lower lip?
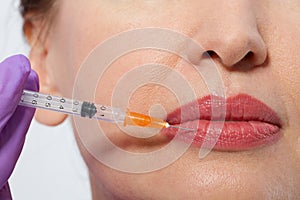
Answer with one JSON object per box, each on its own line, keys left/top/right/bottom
{"left": 161, "top": 120, "right": 281, "bottom": 151}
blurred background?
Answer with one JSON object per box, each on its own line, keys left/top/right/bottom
{"left": 1, "top": 1, "right": 91, "bottom": 199}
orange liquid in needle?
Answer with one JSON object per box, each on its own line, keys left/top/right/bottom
{"left": 124, "top": 111, "right": 168, "bottom": 129}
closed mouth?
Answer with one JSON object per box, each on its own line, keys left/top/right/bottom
{"left": 161, "top": 94, "right": 282, "bottom": 151}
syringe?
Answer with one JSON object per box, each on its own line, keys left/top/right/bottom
{"left": 19, "top": 90, "right": 182, "bottom": 130}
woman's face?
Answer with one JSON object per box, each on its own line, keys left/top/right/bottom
{"left": 30, "top": 0, "right": 300, "bottom": 199}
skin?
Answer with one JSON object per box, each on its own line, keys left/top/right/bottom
{"left": 25, "top": 0, "right": 300, "bottom": 199}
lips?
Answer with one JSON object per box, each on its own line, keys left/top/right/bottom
{"left": 161, "top": 94, "right": 282, "bottom": 151}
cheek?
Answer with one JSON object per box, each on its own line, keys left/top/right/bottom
{"left": 271, "top": 31, "right": 300, "bottom": 105}
{"left": 263, "top": 11, "right": 300, "bottom": 157}
{"left": 259, "top": 6, "right": 300, "bottom": 111}
{"left": 46, "top": 1, "right": 199, "bottom": 98}
{"left": 46, "top": 2, "right": 126, "bottom": 97}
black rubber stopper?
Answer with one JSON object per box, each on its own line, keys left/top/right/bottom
{"left": 80, "top": 102, "right": 97, "bottom": 118}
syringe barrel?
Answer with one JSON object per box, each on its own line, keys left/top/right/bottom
{"left": 93, "top": 105, "right": 125, "bottom": 123}
{"left": 19, "top": 90, "right": 126, "bottom": 123}
{"left": 19, "top": 90, "right": 83, "bottom": 116}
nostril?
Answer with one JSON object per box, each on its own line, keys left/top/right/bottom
{"left": 232, "top": 51, "right": 256, "bottom": 70}
{"left": 244, "top": 51, "right": 254, "bottom": 61}
{"left": 202, "top": 50, "right": 218, "bottom": 59}
{"left": 202, "top": 50, "right": 257, "bottom": 70}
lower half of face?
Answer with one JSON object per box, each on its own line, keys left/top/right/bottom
{"left": 45, "top": 1, "right": 300, "bottom": 199}
{"left": 70, "top": 51, "right": 300, "bottom": 199}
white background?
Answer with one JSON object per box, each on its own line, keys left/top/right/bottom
{"left": 1, "top": 1, "right": 91, "bottom": 199}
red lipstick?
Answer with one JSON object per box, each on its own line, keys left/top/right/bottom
{"left": 162, "top": 94, "right": 282, "bottom": 151}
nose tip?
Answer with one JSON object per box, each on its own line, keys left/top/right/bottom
{"left": 186, "top": 1, "right": 268, "bottom": 70}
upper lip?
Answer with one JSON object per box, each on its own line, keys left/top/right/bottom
{"left": 167, "top": 94, "right": 282, "bottom": 127}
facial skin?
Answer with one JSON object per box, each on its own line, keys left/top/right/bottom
{"left": 26, "top": 0, "right": 300, "bottom": 199}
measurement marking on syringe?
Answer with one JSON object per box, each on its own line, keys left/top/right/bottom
{"left": 45, "top": 102, "right": 51, "bottom": 108}
{"left": 47, "top": 96, "right": 52, "bottom": 100}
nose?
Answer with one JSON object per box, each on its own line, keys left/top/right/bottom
{"left": 188, "top": 1, "right": 267, "bottom": 69}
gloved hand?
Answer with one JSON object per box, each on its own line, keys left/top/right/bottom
{"left": 0, "top": 55, "right": 39, "bottom": 199}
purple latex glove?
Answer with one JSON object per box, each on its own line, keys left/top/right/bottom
{"left": 0, "top": 55, "right": 39, "bottom": 199}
